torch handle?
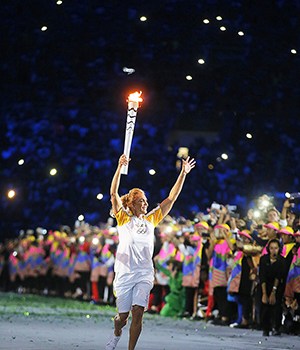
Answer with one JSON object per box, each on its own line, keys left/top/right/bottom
{"left": 121, "top": 101, "right": 138, "bottom": 175}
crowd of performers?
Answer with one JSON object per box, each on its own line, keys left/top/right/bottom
{"left": 1, "top": 197, "right": 300, "bottom": 337}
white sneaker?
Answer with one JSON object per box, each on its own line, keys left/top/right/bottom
{"left": 229, "top": 322, "right": 239, "bottom": 328}
{"left": 105, "top": 333, "right": 121, "bottom": 350}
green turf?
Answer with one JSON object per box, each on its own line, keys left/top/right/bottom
{"left": 0, "top": 292, "right": 116, "bottom": 317}
{"left": 0, "top": 292, "right": 165, "bottom": 321}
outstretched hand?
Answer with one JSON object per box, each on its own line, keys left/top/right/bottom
{"left": 182, "top": 156, "right": 196, "bottom": 174}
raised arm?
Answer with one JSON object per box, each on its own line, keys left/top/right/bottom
{"left": 160, "top": 156, "right": 196, "bottom": 218}
{"left": 281, "top": 199, "right": 289, "bottom": 219}
{"left": 110, "top": 154, "right": 129, "bottom": 214}
{"left": 223, "top": 229, "right": 235, "bottom": 252}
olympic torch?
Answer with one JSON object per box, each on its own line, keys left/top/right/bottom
{"left": 121, "top": 91, "right": 143, "bottom": 175}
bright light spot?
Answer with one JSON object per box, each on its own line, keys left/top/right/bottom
{"left": 92, "top": 237, "right": 99, "bottom": 245}
{"left": 177, "top": 147, "right": 189, "bottom": 158}
{"left": 253, "top": 210, "right": 260, "bottom": 218}
{"left": 220, "top": 26, "right": 226, "bottom": 31}
{"left": 186, "top": 75, "right": 193, "bottom": 80}
{"left": 78, "top": 214, "right": 84, "bottom": 221}
{"left": 13, "top": 251, "right": 18, "bottom": 257}
{"left": 24, "top": 311, "right": 30, "bottom": 316}
{"left": 109, "top": 227, "right": 117, "bottom": 234}
{"left": 165, "top": 226, "right": 173, "bottom": 233}
{"left": 41, "top": 26, "right": 48, "bottom": 31}
{"left": 50, "top": 168, "right": 57, "bottom": 176}
{"left": 238, "top": 31, "right": 244, "bottom": 36}
{"left": 285, "top": 192, "right": 291, "bottom": 198}
{"left": 198, "top": 58, "right": 205, "bottom": 64}
{"left": 261, "top": 199, "right": 269, "bottom": 208}
{"left": 56, "top": 0, "right": 63, "bottom": 5}
{"left": 18, "top": 159, "right": 25, "bottom": 165}
{"left": 291, "top": 49, "right": 297, "bottom": 54}
{"left": 246, "top": 133, "right": 252, "bottom": 139}
{"left": 78, "top": 236, "right": 85, "bottom": 244}
{"left": 221, "top": 153, "right": 228, "bottom": 160}
{"left": 97, "top": 193, "right": 103, "bottom": 200}
{"left": 140, "top": 16, "right": 147, "bottom": 22}
{"left": 208, "top": 164, "right": 214, "bottom": 170}
{"left": 149, "top": 169, "right": 156, "bottom": 175}
{"left": 203, "top": 19, "right": 210, "bottom": 24}
{"left": 86, "top": 314, "right": 91, "bottom": 319}
{"left": 7, "top": 190, "right": 16, "bottom": 199}
{"left": 216, "top": 16, "right": 223, "bottom": 21}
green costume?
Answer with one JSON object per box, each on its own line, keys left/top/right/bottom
{"left": 155, "top": 261, "right": 185, "bottom": 317}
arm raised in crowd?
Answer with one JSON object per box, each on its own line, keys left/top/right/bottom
{"left": 281, "top": 199, "right": 290, "bottom": 224}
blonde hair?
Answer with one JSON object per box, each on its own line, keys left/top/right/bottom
{"left": 121, "top": 188, "right": 145, "bottom": 212}
{"left": 109, "top": 188, "right": 145, "bottom": 218}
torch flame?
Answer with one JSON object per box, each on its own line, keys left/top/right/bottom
{"left": 128, "top": 91, "right": 143, "bottom": 104}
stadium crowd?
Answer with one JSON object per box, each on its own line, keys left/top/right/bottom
{"left": 1, "top": 195, "right": 300, "bottom": 337}
{"left": 1, "top": 0, "right": 300, "bottom": 236}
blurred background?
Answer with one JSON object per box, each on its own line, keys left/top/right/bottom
{"left": 1, "top": 0, "right": 300, "bottom": 240}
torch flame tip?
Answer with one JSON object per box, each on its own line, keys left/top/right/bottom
{"left": 128, "top": 91, "right": 143, "bottom": 103}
